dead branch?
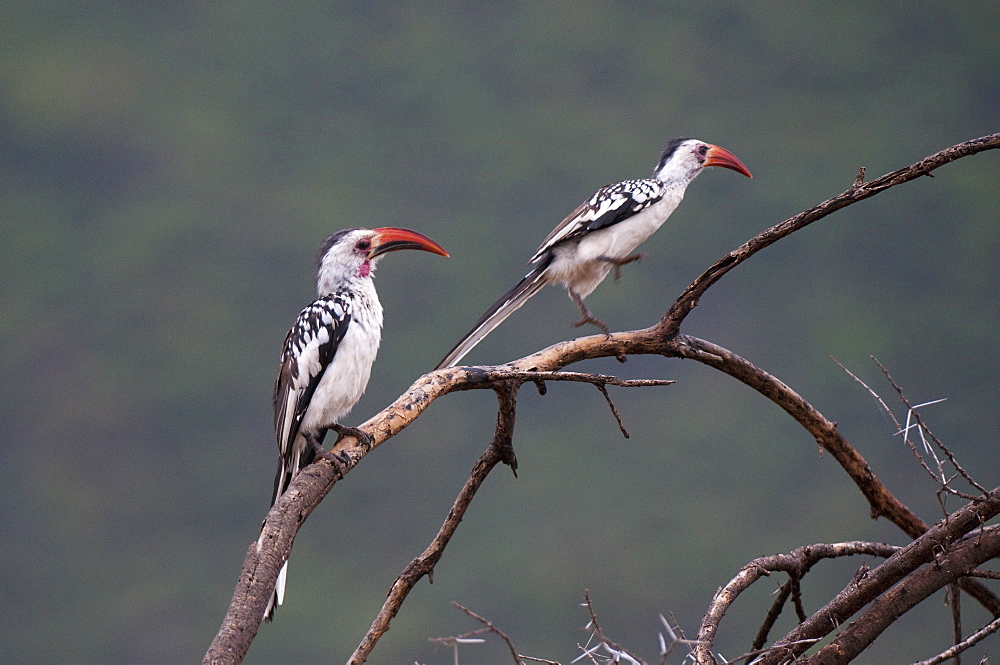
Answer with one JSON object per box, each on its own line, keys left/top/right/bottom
{"left": 872, "top": 357, "right": 988, "bottom": 496}
{"left": 656, "top": 133, "right": 1000, "bottom": 336}
{"left": 348, "top": 386, "right": 518, "bottom": 665}
{"left": 911, "top": 615, "right": 1000, "bottom": 665}
{"left": 204, "top": 133, "right": 1000, "bottom": 665}
{"left": 747, "top": 505, "right": 1000, "bottom": 665}
{"left": 668, "top": 336, "right": 1000, "bottom": 618}
{"left": 693, "top": 541, "right": 899, "bottom": 664}
{"left": 450, "top": 601, "right": 526, "bottom": 665}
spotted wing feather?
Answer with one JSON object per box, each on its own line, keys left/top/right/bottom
{"left": 271, "top": 293, "right": 352, "bottom": 503}
{"left": 528, "top": 179, "right": 666, "bottom": 263}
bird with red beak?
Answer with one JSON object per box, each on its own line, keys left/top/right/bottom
{"left": 263, "top": 227, "right": 448, "bottom": 621}
{"left": 436, "top": 138, "right": 751, "bottom": 369}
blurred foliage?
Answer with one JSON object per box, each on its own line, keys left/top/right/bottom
{"left": 1, "top": 2, "right": 998, "bottom": 663}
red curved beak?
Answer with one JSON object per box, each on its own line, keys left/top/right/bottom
{"left": 369, "top": 227, "right": 450, "bottom": 259}
{"left": 704, "top": 144, "right": 753, "bottom": 178}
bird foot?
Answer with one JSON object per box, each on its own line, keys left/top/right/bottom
{"left": 329, "top": 423, "right": 374, "bottom": 450}
{"left": 569, "top": 291, "right": 611, "bottom": 337}
{"left": 305, "top": 434, "right": 351, "bottom": 480}
{"left": 572, "top": 313, "right": 611, "bottom": 337}
{"left": 598, "top": 252, "right": 646, "bottom": 281}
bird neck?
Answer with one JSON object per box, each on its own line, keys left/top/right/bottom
{"left": 654, "top": 161, "right": 702, "bottom": 189}
{"left": 316, "top": 270, "right": 376, "bottom": 299}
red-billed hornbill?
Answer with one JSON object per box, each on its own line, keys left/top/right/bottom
{"left": 435, "top": 138, "right": 751, "bottom": 369}
{"left": 262, "top": 227, "right": 449, "bottom": 621}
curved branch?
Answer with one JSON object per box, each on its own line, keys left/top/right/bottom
{"left": 750, "top": 498, "right": 1000, "bottom": 665}
{"left": 805, "top": 524, "right": 1000, "bottom": 665}
{"left": 693, "top": 541, "right": 901, "bottom": 665}
{"left": 657, "top": 132, "right": 1000, "bottom": 335}
{"left": 204, "top": 134, "right": 1000, "bottom": 664}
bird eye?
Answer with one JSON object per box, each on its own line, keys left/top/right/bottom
{"left": 356, "top": 238, "right": 371, "bottom": 251}
{"left": 696, "top": 144, "right": 708, "bottom": 156}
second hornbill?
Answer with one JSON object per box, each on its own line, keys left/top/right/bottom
{"left": 435, "top": 138, "right": 752, "bottom": 369}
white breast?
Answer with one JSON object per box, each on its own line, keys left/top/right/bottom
{"left": 298, "top": 292, "right": 383, "bottom": 436}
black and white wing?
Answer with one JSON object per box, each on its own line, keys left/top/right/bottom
{"left": 528, "top": 178, "right": 667, "bottom": 263}
{"left": 271, "top": 293, "right": 352, "bottom": 503}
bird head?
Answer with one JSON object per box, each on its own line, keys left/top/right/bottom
{"left": 316, "top": 227, "right": 449, "bottom": 294}
{"left": 653, "top": 138, "right": 753, "bottom": 184}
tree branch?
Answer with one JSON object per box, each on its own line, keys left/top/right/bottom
{"left": 204, "top": 133, "right": 1000, "bottom": 664}
{"left": 748, "top": 501, "right": 1000, "bottom": 665}
{"left": 348, "top": 385, "right": 518, "bottom": 665}
{"left": 693, "top": 541, "right": 900, "bottom": 664}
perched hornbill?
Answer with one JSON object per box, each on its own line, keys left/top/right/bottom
{"left": 262, "top": 227, "right": 449, "bottom": 621}
{"left": 436, "top": 138, "right": 751, "bottom": 369}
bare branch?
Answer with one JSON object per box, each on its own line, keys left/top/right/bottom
{"left": 694, "top": 541, "right": 899, "bottom": 664}
{"left": 834, "top": 358, "right": 982, "bottom": 501}
{"left": 802, "top": 524, "right": 1000, "bottom": 665}
{"left": 749, "top": 509, "right": 1000, "bottom": 665}
{"left": 348, "top": 387, "right": 518, "bottom": 665}
{"left": 581, "top": 590, "right": 647, "bottom": 665}
{"left": 911, "top": 615, "right": 1000, "bottom": 665}
{"left": 872, "top": 357, "right": 988, "bottom": 495}
{"left": 450, "top": 601, "right": 526, "bottom": 665}
{"left": 204, "top": 133, "right": 1000, "bottom": 664}
{"left": 657, "top": 133, "right": 1000, "bottom": 335}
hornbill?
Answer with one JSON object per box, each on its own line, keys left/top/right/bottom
{"left": 261, "top": 227, "right": 449, "bottom": 621}
{"left": 435, "top": 138, "right": 751, "bottom": 369}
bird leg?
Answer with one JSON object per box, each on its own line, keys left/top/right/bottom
{"left": 569, "top": 290, "right": 610, "bottom": 336}
{"left": 597, "top": 252, "right": 646, "bottom": 281}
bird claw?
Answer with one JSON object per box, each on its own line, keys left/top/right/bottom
{"left": 573, "top": 314, "right": 611, "bottom": 337}
{"left": 329, "top": 423, "right": 374, "bottom": 449}
{"left": 305, "top": 434, "right": 351, "bottom": 480}
{"left": 569, "top": 290, "right": 611, "bottom": 337}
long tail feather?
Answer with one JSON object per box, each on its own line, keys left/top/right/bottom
{"left": 436, "top": 266, "right": 549, "bottom": 369}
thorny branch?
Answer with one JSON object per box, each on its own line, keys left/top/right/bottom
{"left": 436, "top": 602, "right": 527, "bottom": 665}
{"left": 748, "top": 518, "right": 1000, "bottom": 665}
{"left": 580, "top": 590, "right": 647, "bottom": 665}
{"left": 204, "top": 133, "right": 1000, "bottom": 665}
{"left": 872, "top": 357, "right": 989, "bottom": 496}
{"left": 693, "top": 541, "right": 900, "bottom": 665}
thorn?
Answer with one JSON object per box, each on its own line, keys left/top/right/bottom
{"left": 853, "top": 166, "right": 866, "bottom": 187}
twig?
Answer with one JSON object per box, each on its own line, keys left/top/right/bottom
{"left": 450, "top": 601, "right": 526, "bottom": 665}
{"left": 910, "top": 615, "right": 1000, "bottom": 665}
{"left": 833, "top": 358, "right": 981, "bottom": 501}
{"left": 581, "top": 590, "right": 647, "bottom": 665}
{"left": 966, "top": 569, "right": 1000, "bottom": 581}
{"left": 947, "top": 584, "right": 962, "bottom": 665}
{"left": 872, "top": 357, "right": 988, "bottom": 495}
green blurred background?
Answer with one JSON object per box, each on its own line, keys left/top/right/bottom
{"left": 2, "top": 2, "right": 998, "bottom": 663}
